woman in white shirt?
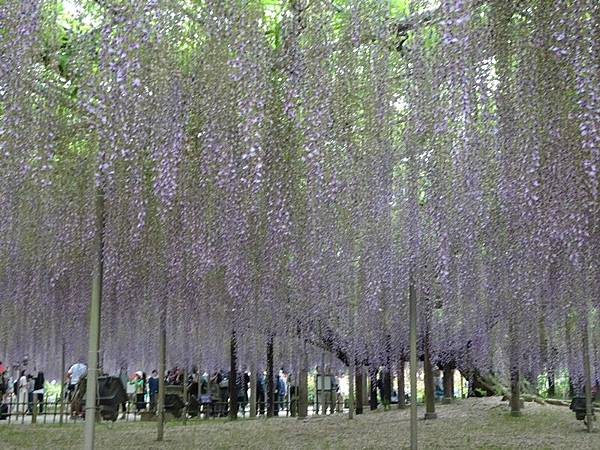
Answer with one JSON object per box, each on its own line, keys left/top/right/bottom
{"left": 17, "top": 371, "right": 27, "bottom": 412}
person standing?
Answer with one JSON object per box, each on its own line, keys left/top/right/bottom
{"left": 66, "top": 360, "right": 87, "bottom": 401}
{"left": 135, "top": 372, "right": 146, "bottom": 411}
{"left": 189, "top": 366, "right": 199, "bottom": 401}
{"left": 26, "top": 374, "right": 36, "bottom": 413}
{"left": 276, "top": 373, "right": 287, "bottom": 415}
{"left": 118, "top": 366, "right": 128, "bottom": 419}
{"left": 256, "top": 371, "right": 266, "bottom": 416}
{"left": 148, "top": 370, "right": 159, "bottom": 413}
{"left": 17, "top": 370, "right": 27, "bottom": 413}
{"left": 288, "top": 374, "right": 298, "bottom": 417}
{"left": 34, "top": 371, "right": 45, "bottom": 414}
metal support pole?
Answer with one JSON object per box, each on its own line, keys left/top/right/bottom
{"left": 84, "top": 189, "right": 104, "bottom": 450}
{"left": 321, "top": 353, "right": 326, "bottom": 415}
{"left": 229, "top": 330, "right": 238, "bottom": 421}
{"left": 250, "top": 345, "right": 257, "bottom": 418}
{"left": 348, "top": 359, "right": 355, "bottom": 420}
{"left": 583, "top": 310, "right": 594, "bottom": 433}
{"left": 183, "top": 368, "right": 188, "bottom": 425}
{"left": 267, "top": 336, "right": 274, "bottom": 418}
{"left": 157, "top": 326, "right": 166, "bottom": 441}
{"left": 298, "top": 340, "right": 308, "bottom": 419}
{"left": 409, "top": 277, "right": 418, "bottom": 450}
{"left": 59, "top": 342, "right": 65, "bottom": 425}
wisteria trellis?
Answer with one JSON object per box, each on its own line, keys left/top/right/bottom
{"left": 0, "top": 0, "right": 599, "bottom": 393}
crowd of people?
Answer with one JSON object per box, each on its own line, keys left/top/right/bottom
{"left": 1, "top": 358, "right": 349, "bottom": 420}
{"left": 0, "top": 361, "right": 46, "bottom": 417}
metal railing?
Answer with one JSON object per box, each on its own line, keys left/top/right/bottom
{"left": 0, "top": 392, "right": 348, "bottom": 425}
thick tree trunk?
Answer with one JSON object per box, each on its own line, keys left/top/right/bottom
{"left": 383, "top": 369, "right": 392, "bottom": 410}
{"left": 355, "top": 367, "right": 363, "bottom": 415}
{"left": 228, "top": 330, "right": 238, "bottom": 421}
{"left": 369, "top": 367, "right": 378, "bottom": 410}
{"left": 397, "top": 360, "right": 406, "bottom": 409}
{"left": 510, "top": 368, "right": 521, "bottom": 416}
{"left": 267, "top": 335, "right": 274, "bottom": 418}
{"left": 423, "top": 332, "right": 437, "bottom": 419}
{"left": 547, "top": 369, "right": 555, "bottom": 398}
{"left": 442, "top": 367, "right": 454, "bottom": 404}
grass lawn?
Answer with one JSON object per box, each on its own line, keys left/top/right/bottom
{"left": 1, "top": 397, "right": 599, "bottom": 449}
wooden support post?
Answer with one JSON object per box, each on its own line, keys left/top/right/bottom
{"left": 32, "top": 393, "right": 38, "bottom": 424}
{"left": 157, "top": 326, "right": 166, "bottom": 441}
{"left": 409, "top": 277, "right": 418, "bottom": 450}
{"left": 84, "top": 189, "right": 105, "bottom": 450}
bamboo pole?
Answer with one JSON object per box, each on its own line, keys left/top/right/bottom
{"left": 409, "top": 277, "right": 418, "bottom": 450}
{"left": 84, "top": 189, "right": 105, "bottom": 450}
{"left": 157, "top": 326, "right": 166, "bottom": 441}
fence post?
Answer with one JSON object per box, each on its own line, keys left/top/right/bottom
{"left": 32, "top": 394, "right": 38, "bottom": 424}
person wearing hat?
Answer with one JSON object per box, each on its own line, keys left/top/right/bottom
{"left": 135, "top": 371, "right": 147, "bottom": 411}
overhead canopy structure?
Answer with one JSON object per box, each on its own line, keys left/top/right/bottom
{"left": 0, "top": 0, "right": 598, "bottom": 399}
